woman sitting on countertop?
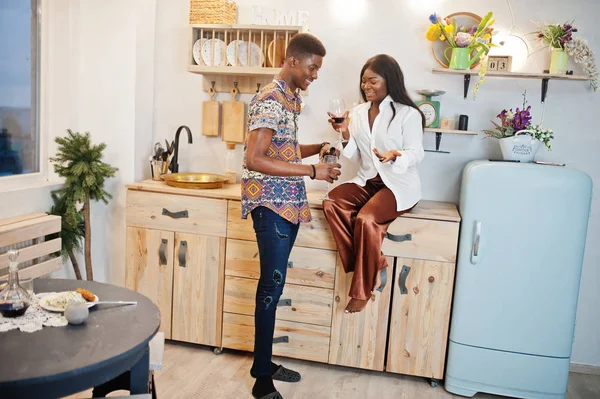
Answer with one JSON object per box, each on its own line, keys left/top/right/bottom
{"left": 323, "top": 54, "right": 425, "bottom": 313}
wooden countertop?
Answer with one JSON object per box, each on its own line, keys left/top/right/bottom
{"left": 126, "top": 180, "right": 461, "bottom": 223}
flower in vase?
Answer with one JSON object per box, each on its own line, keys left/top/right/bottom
{"left": 455, "top": 32, "right": 473, "bottom": 47}
{"left": 426, "top": 24, "right": 442, "bottom": 41}
{"left": 429, "top": 13, "right": 438, "bottom": 24}
{"left": 482, "top": 91, "right": 553, "bottom": 149}
{"left": 533, "top": 20, "right": 577, "bottom": 50}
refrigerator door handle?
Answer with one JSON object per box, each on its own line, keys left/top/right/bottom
{"left": 471, "top": 221, "right": 482, "bottom": 264}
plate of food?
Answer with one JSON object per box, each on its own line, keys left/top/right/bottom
{"left": 40, "top": 288, "right": 99, "bottom": 313}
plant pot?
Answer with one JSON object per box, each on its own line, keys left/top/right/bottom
{"left": 444, "top": 47, "right": 481, "bottom": 70}
{"left": 549, "top": 48, "right": 568, "bottom": 75}
{"left": 498, "top": 131, "right": 541, "bottom": 162}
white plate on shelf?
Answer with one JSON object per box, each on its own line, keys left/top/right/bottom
{"left": 226, "top": 40, "right": 243, "bottom": 66}
{"left": 192, "top": 38, "right": 207, "bottom": 65}
{"left": 39, "top": 292, "right": 99, "bottom": 313}
{"left": 238, "top": 41, "right": 263, "bottom": 67}
{"left": 202, "top": 38, "right": 227, "bottom": 66}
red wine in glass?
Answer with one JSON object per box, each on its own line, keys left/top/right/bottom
{"left": 329, "top": 99, "right": 346, "bottom": 124}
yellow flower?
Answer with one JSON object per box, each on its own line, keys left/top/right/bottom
{"left": 484, "top": 33, "right": 491, "bottom": 40}
{"left": 426, "top": 24, "right": 442, "bottom": 41}
{"left": 440, "top": 35, "right": 446, "bottom": 41}
{"left": 444, "top": 25, "right": 454, "bottom": 35}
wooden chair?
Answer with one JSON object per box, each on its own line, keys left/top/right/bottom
{"left": 0, "top": 213, "right": 62, "bottom": 283}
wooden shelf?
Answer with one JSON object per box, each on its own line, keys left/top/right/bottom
{"left": 423, "top": 127, "right": 478, "bottom": 154}
{"left": 432, "top": 68, "right": 592, "bottom": 81}
{"left": 432, "top": 68, "right": 593, "bottom": 103}
{"left": 188, "top": 66, "right": 281, "bottom": 77}
{"left": 424, "top": 128, "right": 477, "bottom": 135}
{"left": 189, "top": 24, "right": 307, "bottom": 95}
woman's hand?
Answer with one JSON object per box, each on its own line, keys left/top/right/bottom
{"left": 327, "top": 111, "right": 350, "bottom": 141}
{"left": 373, "top": 148, "right": 401, "bottom": 163}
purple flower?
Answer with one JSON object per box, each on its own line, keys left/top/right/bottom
{"left": 429, "top": 13, "right": 438, "bottom": 24}
{"left": 456, "top": 32, "right": 473, "bottom": 47}
{"left": 512, "top": 106, "right": 531, "bottom": 130}
{"left": 563, "top": 23, "right": 572, "bottom": 31}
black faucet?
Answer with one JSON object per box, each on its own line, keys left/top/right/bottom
{"left": 169, "top": 125, "right": 193, "bottom": 173}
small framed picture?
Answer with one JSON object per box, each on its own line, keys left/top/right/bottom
{"left": 487, "top": 56, "right": 513, "bottom": 72}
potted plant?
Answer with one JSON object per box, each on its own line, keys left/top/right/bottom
{"left": 534, "top": 21, "right": 578, "bottom": 75}
{"left": 50, "top": 130, "right": 118, "bottom": 281}
{"left": 483, "top": 92, "right": 554, "bottom": 162}
{"left": 426, "top": 12, "right": 496, "bottom": 96}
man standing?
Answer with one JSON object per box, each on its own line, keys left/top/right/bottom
{"left": 242, "top": 33, "right": 340, "bottom": 399}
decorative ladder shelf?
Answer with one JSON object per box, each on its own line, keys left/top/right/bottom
{"left": 423, "top": 128, "right": 477, "bottom": 154}
{"left": 432, "top": 68, "right": 593, "bottom": 103}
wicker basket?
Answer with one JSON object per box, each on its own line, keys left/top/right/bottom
{"left": 189, "top": 0, "right": 237, "bottom": 24}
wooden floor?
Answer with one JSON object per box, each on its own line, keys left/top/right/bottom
{"left": 69, "top": 341, "right": 600, "bottom": 399}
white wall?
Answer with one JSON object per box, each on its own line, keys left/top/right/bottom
{"left": 0, "top": 0, "right": 151, "bottom": 286}
{"left": 0, "top": 0, "right": 597, "bottom": 368}
{"left": 152, "top": 0, "right": 600, "bottom": 367}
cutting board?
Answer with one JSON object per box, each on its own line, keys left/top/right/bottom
{"left": 221, "top": 86, "right": 245, "bottom": 143}
{"left": 202, "top": 87, "right": 220, "bottom": 137}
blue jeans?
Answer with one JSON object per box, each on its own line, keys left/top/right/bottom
{"left": 250, "top": 206, "right": 300, "bottom": 378}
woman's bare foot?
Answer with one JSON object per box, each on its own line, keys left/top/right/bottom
{"left": 345, "top": 298, "right": 370, "bottom": 313}
{"left": 344, "top": 269, "right": 387, "bottom": 313}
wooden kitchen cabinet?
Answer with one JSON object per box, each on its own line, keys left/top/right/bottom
{"left": 125, "top": 188, "right": 227, "bottom": 348}
{"left": 125, "top": 227, "right": 174, "bottom": 338}
{"left": 329, "top": 256, "right": 393, "bottom": 371}
{"left": 171, "top": 233, "right": 225, "bottom": 347}
{"left": 125, "top": 180, "right": 461, "bottom": 382}
{"left": 386, "top": 258, "right": 456, "bottom": 379}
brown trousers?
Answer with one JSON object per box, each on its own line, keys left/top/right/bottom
{"left": 323, "top": 175, "right": 414, "bottom": 300}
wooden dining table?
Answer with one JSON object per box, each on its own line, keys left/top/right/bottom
{"left": 0, "top": 279, "right": 160, "bottom": 399}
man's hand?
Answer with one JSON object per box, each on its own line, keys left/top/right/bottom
{"left": 373, "top": 148, "right": 401, "bottom": 163}
{"left": 315, "top": 163, "right": 341, "bottom": 183}
{"left": 319, "top": 143, "right": 341, "bottom": 161}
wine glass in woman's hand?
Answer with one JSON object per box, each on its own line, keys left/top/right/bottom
{"left": 328, "top": 98, "right": 349, "bottom": 151}
{"left": 329, "top": 98, "right": 346, "bottom": 122}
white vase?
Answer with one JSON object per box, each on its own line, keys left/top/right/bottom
{"left": 499, "top": 130, "right": 541, "bottom": 162}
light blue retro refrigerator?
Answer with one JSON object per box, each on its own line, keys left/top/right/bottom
{"left": 444, "top": 160, "right": 593, "bottom": 399}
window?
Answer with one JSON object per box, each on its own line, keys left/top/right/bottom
{"left": 0, "top": 0, "right": 40, "bottom": 178}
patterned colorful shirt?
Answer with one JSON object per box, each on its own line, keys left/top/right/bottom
{"left": 241, "top": 77, "right": 312, "bottom": 224}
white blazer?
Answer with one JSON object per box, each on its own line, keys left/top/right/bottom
{"left": 341, "top": 95, "right": 425, "bottom": 211}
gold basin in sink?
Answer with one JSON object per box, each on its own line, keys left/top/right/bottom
{"left": 162, "top": 173, "right": 227, "bottom": 189}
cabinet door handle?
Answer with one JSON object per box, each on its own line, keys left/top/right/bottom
{"left": 278, "top": 299, "right": 292, "bottom": 307}
{"left": 178, "top": 241, "right": 187, "bottom": 267}
{"left": 399, "top": 265, "right": 411, "bottom": 295}
{"left": 385, "top": 232, "right": 412, "bottom": 242}
{"left": 471, "top": 221, "right": 482, "bottom": 265}
{"left": 159, "top": 239, "right": 168, "bottom": 265}
{"left": 162, "top": 208, "right": 189, "bottom": 219}
{"left": 273, "top": 336, "right": 289, "bottom": 344}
